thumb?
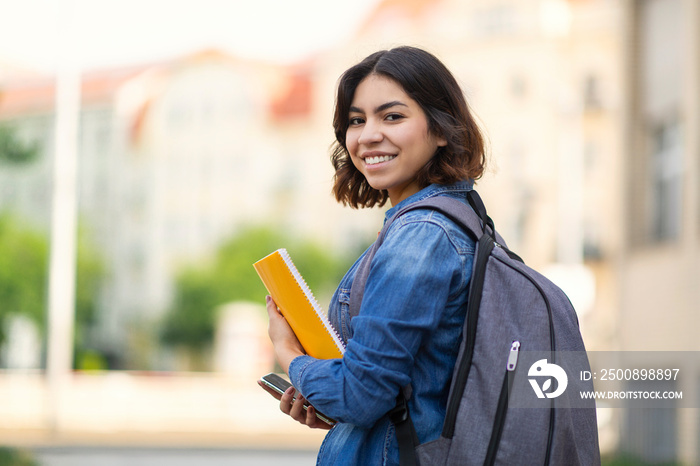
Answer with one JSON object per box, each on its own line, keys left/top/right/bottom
{"left": 266, "top": 295, "right": 281, "bottom": 316}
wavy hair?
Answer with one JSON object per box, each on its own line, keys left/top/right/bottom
{"left": 331, "top": 46, "right": 486, "bottom": 208}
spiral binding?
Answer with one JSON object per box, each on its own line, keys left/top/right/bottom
{"left": 278, "top": 249, "right": 346, "bottom": 354}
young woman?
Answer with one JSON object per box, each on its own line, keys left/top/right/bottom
{"left": 263, "top": 46, "right": 486, "bottom": 465}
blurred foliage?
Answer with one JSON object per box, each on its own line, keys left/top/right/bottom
{"left": 73, "top": 227, "right": 106, "bottom": 365}
{"left": 0, "top": 215, "right": 48, "bottom": 345}
{"left": 0, "top": 447, "right": 38, "bottom": 466}
{"left": 602, "top": 454, "right": 679, "bottom": 466}
{"left": 76, "top": 349, "right": 109, "bottom": 371}
{"left": 0, "top": 125, "right": 39, "bottom": 165}
{"left": 161, "top": 225, "right": 352, "bottom": 353}
{"left": 0, "top": 214, "right": 105, "bottom": 363}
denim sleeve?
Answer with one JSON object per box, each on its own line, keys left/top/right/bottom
{"left": 288, "top": 217, "right": 466, "bottom": 428}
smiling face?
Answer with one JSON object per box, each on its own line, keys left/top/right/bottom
{"left": 346, "top": 74, "right": 446, "bottom": 206}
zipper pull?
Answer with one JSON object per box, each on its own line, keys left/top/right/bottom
{"left": 507, "top": 340, "right": 520, "bottom": 371}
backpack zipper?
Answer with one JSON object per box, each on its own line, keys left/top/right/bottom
{"left": 484, "top": 340, "right": 520, "bottom": 466}
{"left": 506, "top": 340, "right": 520, "bottom": 371}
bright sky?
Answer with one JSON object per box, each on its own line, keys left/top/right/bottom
{"left": 0, "top": 0, "right": 381, "bottom": 72}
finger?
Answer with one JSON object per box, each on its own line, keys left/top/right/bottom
{"left": 279, "top": 386, "right": 295, "bottom": 415}
{"left": 306, "top": 405, "right": 319, "bottom": 426}
{"left": 289, "top": 393, "right": 307, "bottom": 423}
{"left": 266, "top": 295, "right": 281, "bottom": 315}
{"left": 265, "top": 296, "right": 288, "bottom": 333}
{"left": 305, "top": 406, "right": 333, "bottom": 430}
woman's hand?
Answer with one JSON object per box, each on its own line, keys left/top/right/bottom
{"left": 265, "top": 295, "right": 305, "bottom": 374}
{"left": 279, "top": 386, "right": 333, "bottom": 430}
{"left": 256, "top": 379, "right": 333, "bottom": 431}
{"left": 264, "top": 296, "right": 331, "bottom": 429}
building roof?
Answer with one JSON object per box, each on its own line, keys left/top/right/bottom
{"left": 0, "top": 49, "right": 314, "bottom": 123}
{"left": 0, "top": 65, "right": 149, "bottom": 118}
{"left": 269, "top": 67, "right": 314, "bottom": 122}
{"left": 356, "top": 0, "right": 443, "bottom": 34}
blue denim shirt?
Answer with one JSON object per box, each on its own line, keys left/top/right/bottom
{"left": 288, "top": 181, "right": 475, "bottom": 465}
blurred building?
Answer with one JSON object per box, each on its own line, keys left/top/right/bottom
{"left": 0, "top": 50, "right": 380, "bottom": 368}
{"left": 618, "top": 0, "right": 700, "bottom": 463}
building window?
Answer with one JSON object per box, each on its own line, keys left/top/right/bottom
{"left": 510, "top": 74, "right": 527, "bottom": 99}
{"left": 168, "top": 102, "right": 192, "bottom": 130}
{"left": 620, "top": 378, "right": 678, "bottom": 462}
{"left": 649, "top": 119, "right": 682, "bottom": 242}
{"left": 582, "top": 218, "right": 602, "bottom": 261}
{"left": 583, "top": 75, "right": 602, "bottom": 111}
{"left": 629, "top": 0, "right": 684, "bottom": 247}
{"left": 472, "top": 5, "right": 519, "bottom": 37}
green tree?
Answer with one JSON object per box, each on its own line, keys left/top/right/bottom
{"left": 0, "top": 214, "right": 104, "bottom": 363}
{"left": 0, "top": 125, "right": 39, "bottom": 165}
{"left": 161, "top": 226, "right": 350, "bottom": 357}
{"left": 0, "top": 447, "right": 38, "bottom": 466}
{"left": 0, "top": 215, "right": 48, "bottom": 345}
{"left": 73, "top": 227, "right": 106, "bottom": 367}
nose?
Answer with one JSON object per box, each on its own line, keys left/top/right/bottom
{"left": 357, "top": 119, "right": 383, "bottom": 145}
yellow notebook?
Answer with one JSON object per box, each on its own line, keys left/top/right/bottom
{"left": 254, "top": 248, "right": 345, "bottom": 359}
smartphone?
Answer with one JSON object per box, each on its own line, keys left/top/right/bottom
{"left": 259, "top": 372, "right": 336, "bottom": 426}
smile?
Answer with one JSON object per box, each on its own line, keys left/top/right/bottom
{"left": 365, "top": 155, "right": 396, "bottom": 165}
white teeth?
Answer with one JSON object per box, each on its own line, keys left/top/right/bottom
{"left": 365, "top": 155, "right": 396, "bottom": 165}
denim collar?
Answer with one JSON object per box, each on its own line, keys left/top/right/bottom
{"left": 384, "top": 180, "right": 474, "bottom": 223}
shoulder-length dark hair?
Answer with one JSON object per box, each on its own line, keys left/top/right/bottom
{"left": 331, "top": 46, "right": 486, "bottom": 208}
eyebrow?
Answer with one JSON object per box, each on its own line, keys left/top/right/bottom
{"left": 349, "top": 100, "right": 408, "bottom": 114}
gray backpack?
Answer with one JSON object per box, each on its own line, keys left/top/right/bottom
{"left": 350, "top": 190, "right": 600, "bottom": 466}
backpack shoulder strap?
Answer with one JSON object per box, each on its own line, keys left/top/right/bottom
{"left": 349, "top": 192, "right": 488, "bottom": 319}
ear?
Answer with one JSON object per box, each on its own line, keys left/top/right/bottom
{"left": 436, "top": 134, "right": 447, "bottom": 147}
